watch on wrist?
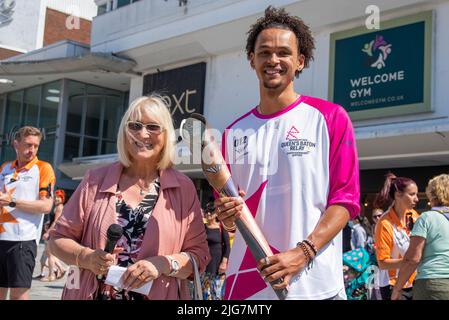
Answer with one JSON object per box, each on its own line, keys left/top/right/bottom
{"left": 9, "top": 197, "right": 16, "bottom": 208}
{"left": 167, "top": 255, "right": 180, "bottom": 276}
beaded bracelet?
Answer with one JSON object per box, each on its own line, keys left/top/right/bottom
{"left": 303, "top": 239, "right": 318, "bottom": 256}
{"left": 297, "top": 241, "right": 314, "bottom": 270}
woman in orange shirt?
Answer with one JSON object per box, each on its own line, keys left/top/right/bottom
{"left": 373, "top": 173, "right": 419, "bottom": 300}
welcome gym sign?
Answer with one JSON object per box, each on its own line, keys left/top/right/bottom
{"left": 329, "top": 11, "right": 432, "bottom": 120}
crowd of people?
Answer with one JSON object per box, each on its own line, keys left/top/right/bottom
{"left": 0, "top": 6, "right": 448, "bottom": 301}
{"left": 342, "top": 173, "right": 449, "bottom": 300}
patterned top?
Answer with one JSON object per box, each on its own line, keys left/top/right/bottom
{"left": 99, "top": 178, "right": 160, "bottom": 300}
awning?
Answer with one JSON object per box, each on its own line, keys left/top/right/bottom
{"left": 0, "top": 52, "right": 137, "bottom": 76}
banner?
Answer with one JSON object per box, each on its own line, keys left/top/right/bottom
{"left": 143, "top": 62, "right": 206, "bottom": 128}
{"left": 329, "top": 11, "right": 432, "bottom": 120}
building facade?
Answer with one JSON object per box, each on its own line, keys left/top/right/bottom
{"left": 0, "top": 0, "right": 131, "bottom": 191}
{"left": 2, "top": 0, "right": 449, "bottom": 214}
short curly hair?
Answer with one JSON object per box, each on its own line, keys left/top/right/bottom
{"left": 426, "top": 174, "right": 449, "bottom": 206}
{"left": 246, "top": 6, "right": 315, "bottom": 77}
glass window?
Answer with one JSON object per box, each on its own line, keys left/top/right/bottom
{"left": 64, "top": 80, "right": 126, "bottom": 161}
{"left": 1, "top": 146, "right": 16, "bottom": 163}
{"left": 97, "top": 4, "right": 107, "bottom": 15}
{"left": 0, "top": 94, "right": 4, "bottom": 129}
{"left": 23, "top": 86, "right": 40, "bottom": 127}
{"left": 38, "top": 137, "right": 56, "bottom": 163}
{"left": 40, "top": 81, "right": 60, "bottom": 129}
{"left": 64, "top": 134, "right": 80, "bottom": 161}
{"left": 85, "top": 96, "right": 102, "bottom": 137}
{"left": 5, "top": 91, "right": 22, "bottom": 132}
{"left": 103, "top": 95, "right": 122, "bottom": 140}
{"left": 1, "top": 82, "right": 61, "bottom": 164}
{"left": 117, "top": 0, "right": 131, "bottom": 9}
{"left": 83, "top": 137, "right": 98, "bottom": 156}
{"left": 67, "top": 82, "right": 85, "bottom": 133}
{"left": 101, "top": 140, "right": 116, "bottom": 154}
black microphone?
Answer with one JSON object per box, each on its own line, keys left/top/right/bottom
{"left": 97, "top": 224, "right": 123, "bottom": 280}
{"left": 104, "top": 224, "right": 123, "bottom": 253}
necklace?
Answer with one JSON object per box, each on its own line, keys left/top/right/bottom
{"left": 136, "top": 176, "right": 158, "bottom": 196}
{"left": 136, "top": 180, "right": 151, "bottom": 196}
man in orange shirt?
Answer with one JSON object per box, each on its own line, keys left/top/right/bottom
{"left": 0, "top": 126, "right": 55, "bottom": 300}
{"left": 374, "top": 173, "right": 419, "bottom": 300}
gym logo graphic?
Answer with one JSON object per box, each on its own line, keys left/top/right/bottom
{"left": 0, "top": 0, "right": 15, "bottom": 27}
{"left": 362, "top": 35, "right": 392, "bottom": 69}
{"left": 286, "top": 126, "right": 300, "bottom": 140}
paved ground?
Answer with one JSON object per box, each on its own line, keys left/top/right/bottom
{"left": 29, "top": 242, "right": 67, "bottom": 300}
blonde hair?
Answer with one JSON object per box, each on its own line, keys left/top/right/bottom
{"left": 14, "top": 126, "right": 42, "bottom": 142}
{"left": 426, "top": 174, "right": 449, "bottom": 206}
{"left": 117, "top": 95, "right": 176, "bottom": 170}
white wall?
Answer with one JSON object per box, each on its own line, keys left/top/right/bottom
{"left": 201, "top": 1, "right": 449, "bottom": 138}
{"left": 203, "top": 51, "right": 257, "bottom": 133}
{"left": 0, "top": 0, "right": 42, "bottom": 52}
{"left": 126, "top": 0, "right": 449, "bottom": 143}
{"left": 0, "top": 0, "right": 97, "bottom": 52}
{"left": 46, "top": 0, "right": 98, "bottom": 20}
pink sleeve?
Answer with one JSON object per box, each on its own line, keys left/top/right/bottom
{"left": 49, "top": 170, "right": 91, "bottom": 242}
{"left": 326, "top": 105, "right": 360, "bottom": 219}
{"left": 181, "top": 183, "right": 211, "bottom": 273}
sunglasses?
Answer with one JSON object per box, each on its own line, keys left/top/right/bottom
{"left": 127, "top": 121, "right": 164, "bottom": 135}
{"left": 373, "top": 215, "right": 382, "bottom": 219}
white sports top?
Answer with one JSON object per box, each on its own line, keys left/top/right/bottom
{"left": 222, "top": 95, "right": 360, "bottom": 300}
{"left": 0, "top": 157, "right": 55, "bottom": 242}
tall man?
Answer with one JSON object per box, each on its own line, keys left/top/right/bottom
{"left": 0, "top": 126, "right": 55, "bottom": 300}
{"left": 215, "top": 6, "right": 360, "bottom": 299}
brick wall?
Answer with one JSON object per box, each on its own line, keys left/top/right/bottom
{"left": 0, "top": 47, "right": 22, "bottom": 60}
{"left": 43, "top": 8, "right": 91, "bottom": 46}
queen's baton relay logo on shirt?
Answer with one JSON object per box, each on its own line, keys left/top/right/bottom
{"left": 281, "top": 126, "right": 316, "bottom": 157}
{"left": 362, "top": 35, "right": 392, "bottom": 69}
{"left": 285, "top": 125, "right": 299, "bottom": 140}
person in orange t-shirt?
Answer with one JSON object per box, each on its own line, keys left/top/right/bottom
{"left": 0, "top": 126, "right": 55, "bottom": 300}
{"left": 374, "top": 173, "right": 419, "bottom": 300}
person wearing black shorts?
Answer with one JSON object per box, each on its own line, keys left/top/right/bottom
{"left": 0, "top": 240, "right": 37, "bottom": 289}
{"left": 0, "top": 127, "right": 55, "bottom": 300}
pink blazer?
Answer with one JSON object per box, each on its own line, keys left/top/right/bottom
{"left": 50, "top": 162, "right": 210, "bottom": 300}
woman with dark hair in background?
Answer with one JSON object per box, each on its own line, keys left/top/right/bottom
{"left": 373, "top": 173, "right": 420, "bottom": 300}
{"left": 201, "top": 202, "right": 231, "bottom": 300}
{"left": 392, "top": 174, "right": 449, "bottom": 300}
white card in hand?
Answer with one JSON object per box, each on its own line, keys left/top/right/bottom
{"left": 105, "top": 265, "right": 153, "bottom": 296}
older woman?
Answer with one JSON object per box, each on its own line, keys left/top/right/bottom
{"left": 373, "top": 173, "right": 420, "bottom": 300}
{"left": 49, "top": 96, "right": 210, "bottom": 300}
{"left": 392, "top": 174, "right": 449, "bottom": 300}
